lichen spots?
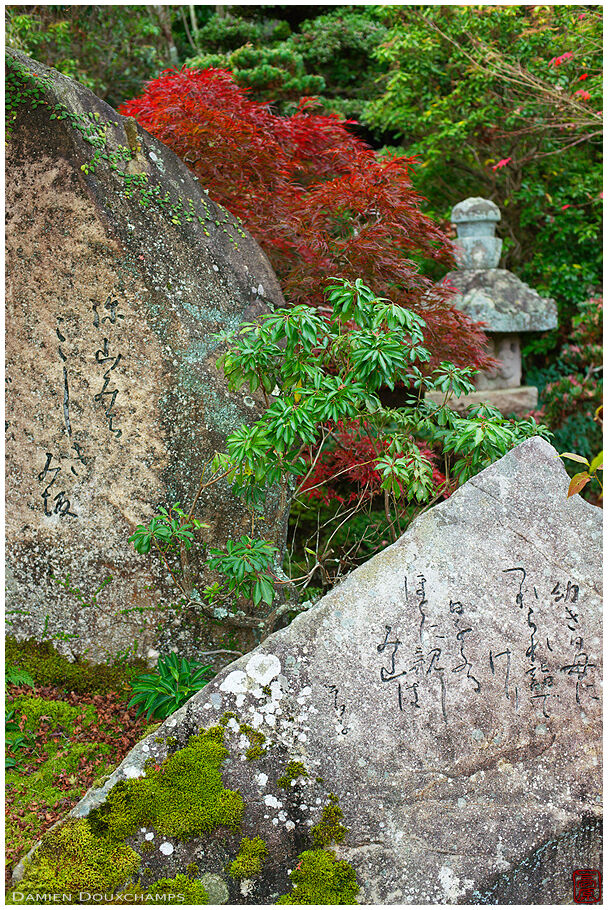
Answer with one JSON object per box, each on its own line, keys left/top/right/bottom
{"left": 310, "top": 793, "right": 347, "bottom": 847}
{"left": 228, "top": 835, "right": 268, "bottom": 879}
{"left": 89, "top": 726, "right": 243, "bottom": 839}
{"left": 276, "top": 849, "right": 359, "bottom": 905}
{"left": 9, "top": 819, "right": 140, "bottom": 904}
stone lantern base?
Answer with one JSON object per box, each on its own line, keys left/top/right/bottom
{"left": 426, "top": 385, "right": 538, "bottom": 417}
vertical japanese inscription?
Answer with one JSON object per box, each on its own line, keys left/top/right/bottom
{"left": 92, "top": 295, "right": 125, "bottom": 439}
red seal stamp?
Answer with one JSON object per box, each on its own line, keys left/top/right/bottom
{"left": 573, "top": 869, "right": 602, "bottom": 904}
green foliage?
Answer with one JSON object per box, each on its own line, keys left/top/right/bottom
{"left": 5, "top": 664, "right": 34, "bottom": 688}
{"left": 128, "top": 499, "right": 280, "bottom": 616}
{"left": 276, "top": 848, "right": 359, "bottom": 904}
{"left": 366, "top": 5, "right": 602, "bottom": 311}
{"left": 185, "top": 7, "right": 388, "bottom": 121}
{"left": 219, "top": 278, "right": 548, "bottom": 514}
{"left": 89, "top": 726, "right": 243, "bottom": 840}
{"left": 561, "top": 447, "right": 603, "bottom": 499}
{"left": 5, "top": 708, "right": 35, "bottom": 770}
{"left": 229, "top": 835, "right": 269, "bottom": 879}
{"left": 5, "top": 5, "right": 174, "bottom": 107}
{"left": 128, "top": 653, "right": 214, "bottom": 721}
{"left": 206, "top": 537, "right": 279, "bottom": 608}
{"left": 128, "top": 504, "right": 205, "bottom": 556}
{"left": 525, "top": 294, "right": 602, "bottom": 492}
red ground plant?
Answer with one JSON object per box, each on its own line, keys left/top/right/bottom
{"left": 120, "top": 67, "right": 491, "bottom": 370}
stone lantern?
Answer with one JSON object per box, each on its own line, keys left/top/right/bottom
{"left": 428, "top": 197, "right": 558, "bottom": 415}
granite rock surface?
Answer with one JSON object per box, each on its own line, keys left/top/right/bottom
{"left": 41, "top": 437, "right": 603, "bottom": 904}
{"left": 6, "top": 51, "right": 289, "bottom": 661}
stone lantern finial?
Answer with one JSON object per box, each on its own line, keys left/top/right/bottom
{"left": 451, "top": 197, "right": 502, "bottom": 269}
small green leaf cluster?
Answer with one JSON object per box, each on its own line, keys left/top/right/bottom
{"left": 129, "top": 503, "right": 206, "bottom": 556}
{"left": 5, "top": 708, "right": 35, "bottom": 770}
{"left": 206, "top": 537, "right": 279, "bottom": 608}
{"left": 5, "top": 665, "right": 35, "bottom": 689}
{"left": 127, "top": 653, "right": 214, "bottom": 721}
{"left": 440, "top": 406, "right": 552, "bottom": 486}
{"left": 561, "top": 446, "right": 603, "bottom": 498}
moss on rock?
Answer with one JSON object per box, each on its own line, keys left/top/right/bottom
{"left": 277, "top": 760, "right": 308, "bottom": 789}
{"left": 238, "top": 722, "right": 266, "bottom": 760}
{"left": 228, "top": 835, "right": 268, "bottom": 879}
{"left": 7, "top": 819, "right": 140, "bottom": 904}
{"left": 139, "top": 873, "right": 209, "bottom": 904}
{"left": 90, "top": 726, "right": 243, "bottom": 840}
{"left": 276, "top": 849, "right": 359, "bottom": 905}
{"left": 310, "top": 793, "right": 347, "bottom": 847}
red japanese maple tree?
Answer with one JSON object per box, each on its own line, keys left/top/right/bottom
{"left": 120, "top": 67, "right": 490, "bottom": 369}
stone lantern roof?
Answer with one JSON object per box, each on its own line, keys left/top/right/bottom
{"left": 443, "top": 196, "right": 557, "bottom": 334}
{"left": 444, "top": 270, "right": 558, "bottom": 333}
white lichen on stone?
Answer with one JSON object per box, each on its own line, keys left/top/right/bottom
{"left": 438, "top": 866, "right": 473, "bottom": 902}
{"left": 159, "top": 842, "right": 174, "bottom": 856}
{"left": 246, "top": 653, "right": 281, "bottom": 686}
{"left": 220, "top": 670, "right": 249, "bottom": 695}
{"left": 124, "top": 766, "right": 144, "bottom": 779}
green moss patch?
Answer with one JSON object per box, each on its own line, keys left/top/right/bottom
{"left": 90, "top": 726, "right": 243, "bottom": 839}
{"left": 276, "top": 848, "right": 359, "bottom": 904}
{"left": 7, "top": 819, "right": 141, "bottom": 904}
{"left": 238, "top": 722, "right": 266, "bottom": 760}
{"left": 277, "top": 760, "right": 308, "bottom": 789}
{"left": 229, "top": 835, "right": 268, "bottom": 879}
{"left": 310, "top": 793, "right": 347, "bottom": 847}
{"left": 6, "top": 636, "right": 140, "bottom": 695}
{"left": 139, "top": 873, "right": 209, "bottom": 904}
{"left": 15, "top": 696, "right": 97, "bottom": 732}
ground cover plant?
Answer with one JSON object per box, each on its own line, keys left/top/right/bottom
{"left": 4, "top": 638, "right": 157, "bottom": 885}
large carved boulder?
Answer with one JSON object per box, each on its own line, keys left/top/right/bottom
{"left": 13, "top": 438, "right": 601, "bottom": 904}
{"left": 6, "top": 51, "right": 289, "bottom": 662}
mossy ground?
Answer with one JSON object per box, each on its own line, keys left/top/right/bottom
{"left": 5, "top": 639, "right": 149, "bottom": 885}
{"left": 6, "top": 636, "right": 147, "bottom": 695}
